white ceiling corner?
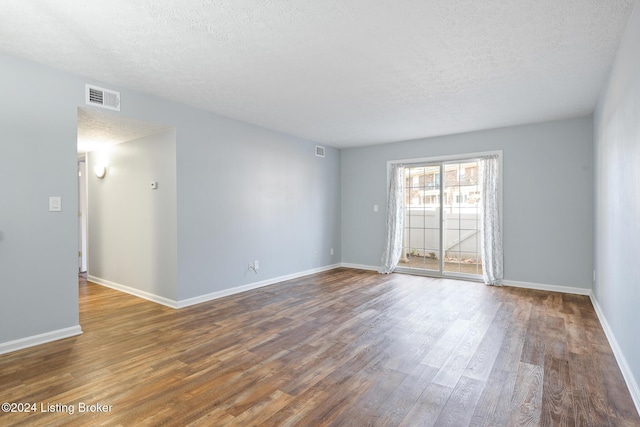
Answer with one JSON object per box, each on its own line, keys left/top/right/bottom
{"left": 0, "top": 0, "right": 635, "bottom": 148}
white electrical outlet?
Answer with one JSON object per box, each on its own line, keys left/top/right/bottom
{"left": 330, "top": 248, "right": 334, "bottom": 256}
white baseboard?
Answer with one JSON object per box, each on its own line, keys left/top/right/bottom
{"left": 89, "top": 265, "right": 343, "bottom": 310}
{"left": 0, "top": 326, "right": 83, "bottom": 355}
{"left": 590, "top": 294, "right": 640, "bottom": 417}
{"left": 87, "top": 275, "right": 178, "bottom": 309}
{"left": 176, "top": 264, "right": 342, "bottom": 308}
{"left": 502, "top": 279, "right": 591, "bottom": 296}
{"left": 340, "top": 262, "right": 379, "bottom": 271}
{"left": 339, "top": 265, "right": 592, "bottom": 296}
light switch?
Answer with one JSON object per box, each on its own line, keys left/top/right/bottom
{"left": 49, "top": 197, "right": 61, "bottom": 212}
{"left": 373, "top": 204, "right": 379, "bottom": 212}
{"left": 150, "top": 182, "right": 158, "bottom": 190}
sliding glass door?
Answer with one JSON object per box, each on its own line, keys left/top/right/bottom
{"left": 401, "top": 164, "right": 442, "bottom": 273}
{"left": 399, "top": 159, "right": 483, "bottom": 279}
{"left": 442, "top": 161, "right": 482, "bottom": 276}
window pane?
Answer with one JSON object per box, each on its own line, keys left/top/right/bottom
{"left": 400, "top": 160, "right": 483, "bottom": 279}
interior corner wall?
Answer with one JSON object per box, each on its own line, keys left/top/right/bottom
{"left": 341, "top": 116, "right": 594, "bottom": 290}
{"left": 87, "top": 130, "right": 177, "bottom": 301}
{"left": 0, "top": 52, "right": 342, "bottom": 348}
{"left": 0, "top": 54, "right": 80, "bottom": 344}
{"left": 101, "top": 82, "right": 341, "bottom": 303}
{"left": 593, "top": 0, "right": 640, "bottom": 407}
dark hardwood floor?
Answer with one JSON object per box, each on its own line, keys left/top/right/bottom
{"left": 0, "top": 268, "right": 638, "bottom": 426}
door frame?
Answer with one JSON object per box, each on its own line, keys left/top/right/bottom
{"left": 78, "top": 157, "right": 88, "bottom": 273}
{"left": 387, "top": 150, "right": 503, "bottom": 281}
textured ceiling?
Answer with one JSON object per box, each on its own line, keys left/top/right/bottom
{"left": 0, "top": 1, "right": 635, "bottom": 148}
{"left": 77, "top": 108, "right": 172, "bottom": 153}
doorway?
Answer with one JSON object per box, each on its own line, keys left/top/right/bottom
{"left": 76, "top": 107, "right": 173, "bottom": 274}
{"left": 397, "top": 159, "right": 484, "bottom": 279}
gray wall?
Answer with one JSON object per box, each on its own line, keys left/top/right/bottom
{"left": 112, "top": 77, "right": 341, "bottom": 302}
{"left": 87, "top": 130, "right": 177, "bottom": 300}
{"left": 0, "top": 55, "right": 80, "bottom": 343}
{"left": 594, "top": 0, "right": 640, "bottom": 400}
{"left": 0, "top": 52, "right": 341, "bottom": 347}
{"left": 341, "top": 117, "right": 594, "bottom": 289}
{"left": 175, "top": 119, "right": 341, "bottom": 300}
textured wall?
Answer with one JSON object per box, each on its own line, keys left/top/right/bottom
{"left": 341, "top": 117, "right": 594, "bottom": 289}
{"left": 594, "top": 0, "right": 640, "bottom": 406}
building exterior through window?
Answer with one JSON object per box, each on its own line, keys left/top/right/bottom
{"left": 400, "top": 161, "right": 482, "bottom": 276}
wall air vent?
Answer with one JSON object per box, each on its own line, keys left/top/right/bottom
{"left": 315, "top": 145, "right": 326, "bottom": 158}
{"left": 85, "top": 84, "right": 120, "bottom": 111}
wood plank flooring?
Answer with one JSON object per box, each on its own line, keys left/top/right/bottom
{"left": 1, "top": 268, "right": 638, "bottom": 426}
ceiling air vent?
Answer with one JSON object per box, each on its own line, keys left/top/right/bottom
{"left": 85, "top": 84, "right": 120, "bottom": 111}
{"left": 315, "top": 145, "right": 326, "bottom": 158}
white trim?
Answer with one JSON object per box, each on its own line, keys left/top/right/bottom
{"left": 395, "top": 266, "right": 485, "bottom": 282}
{"left": 0, "top": 326, "right": 83, "bottom": 355}
{"left": 590, "top": 294, "right": 640, "bottom": 416}
{"left": 388, "top": 150, "right": 503, "bottom": 166}
{"left": 340, "top": 262, "right": 379, "bottom": 271}
{"left": 91, "top": 266, "right": 344, "bottom": 310}
{"left": 87, "top": 275, "right": 179, "bottom": 308}
{"left": 176, "top": 264, "right": 342, "bottom": 308}
{"left": 340, "top": 266, "right": 592, "bottom": 296}
{"left": 502, "top": 279, "right": 591, "bottom": 296}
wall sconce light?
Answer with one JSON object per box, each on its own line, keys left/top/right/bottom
{"left": 94, "top": 164, "right": 107, "bottom": 179}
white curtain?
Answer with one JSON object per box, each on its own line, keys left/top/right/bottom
{"left": 479, "top": 155, "right": 503, "bottom": 285}
{"left": 379, "top": 164, "right": 404, "bottom": 274}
